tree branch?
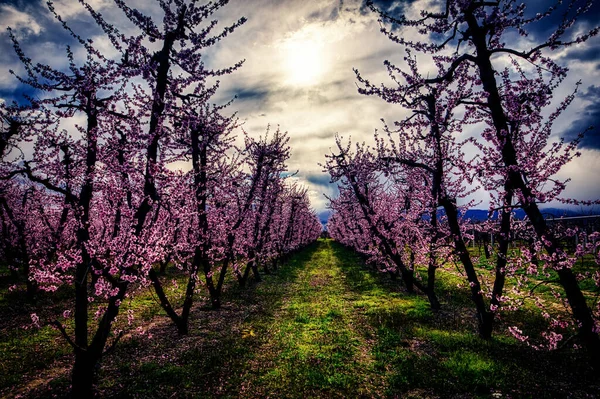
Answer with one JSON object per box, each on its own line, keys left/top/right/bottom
{"left": 424, "top": 54, "right": 476, "bottom": 84}
{"left": 380, "top": 156, "right": 435, "bottom": 174}
{"left": 48, "top": 320, "right": 86, "bottom": 352}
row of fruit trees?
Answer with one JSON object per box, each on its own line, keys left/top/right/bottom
{"left": 0, "top": 1, "right": 321, "bottom": 395}
{"left": 324, "top": 0, "right": 600, "bottom": 367}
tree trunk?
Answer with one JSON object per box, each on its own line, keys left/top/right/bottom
{"left": 210, "top": 295, "right": 221, "bottom": 310}
{"left": 72, "top": 351, "right": 96, "bottom": 398}
{"left": 427, "top": 260, "right": 441, "bottom": 311}
{"left": 441, "top": 197, "right": 493, "bottom": 339}
{"left": 148, "top": 268, "right": 189, "bottom": 334}
{"left": 251, "top": 263, "right": 261, "bottom": 282}
{"left": 25, "top": 276, "right": 36, "bottom": 302}
{"left": 401, "top": 265, "right": 415, "bottom": 293}
{"left": 205, "top": 258, "right": 230, "bottom": 310}
{"left": 159, "top": 258, "right": 169, "bottom": 275}
{"left": 238, "top": 262, "right": 251, "bottom": 288}
{"left": 483, "top": 235, "right": 491, "bottom": 260}
{"left": 490, "top": 190, "right": 512, "bottom": 313}
{"left": 465, "top": 8, "right": 600, "bottom": 353}
{"left": 262, "top": 261, "right": 271, "bottom": 275}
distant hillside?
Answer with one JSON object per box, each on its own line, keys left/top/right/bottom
{"left": 318, "top": 210, "right": 332, "bottom": 226}
{"left": 319, "top": 207, "right": 598, "bottom": 225}
{"left": 462, "top": 207, "right": 598, "bottom": 222}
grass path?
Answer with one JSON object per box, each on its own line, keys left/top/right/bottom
{"left": 233, "top": 239, "right": 599, "bottom": 398}
{"left": 3, "top": 239, "right": 599, "bottom": 398}
{"left": 240, "top": 238, "right": 387, "bottom": 398}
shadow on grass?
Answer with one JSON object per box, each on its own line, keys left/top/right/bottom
{"left": 6, "top": 240, "right": 600, "bottom": 398}
{"left": 0, "top": 281, "right": 76, "bottom": 397}
{"left": 329, "top": 240, "right": 599, "bottom": 398}
{"left": 3, "top": 243, "right": 320, "bottom": 398}
{"left": 94, "top": 241, "right": 320, "bottom": 399}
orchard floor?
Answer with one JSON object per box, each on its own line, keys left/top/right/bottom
{"left": 2, "top": 239, "right": 599, "bottom": 398}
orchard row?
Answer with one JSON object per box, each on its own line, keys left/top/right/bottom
{"left": 0, "top": 1, "right": 320, "bottom": 396}
{"left": 324, "top": 0, "right": 600, "bottom": 365}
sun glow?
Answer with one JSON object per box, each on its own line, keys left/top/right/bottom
{"left": 283, "top": 33, "right": 326, "bottom": 86}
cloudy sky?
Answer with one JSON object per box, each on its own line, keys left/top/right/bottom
{"left": 1, "top": 0, "right": 599, "bottom": 215}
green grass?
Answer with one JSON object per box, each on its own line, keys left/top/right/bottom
{"left": 0, "top": 264, "right": 191, "bottom": 397}
{"left": 0, "top": 325, "right": 71, "bottom": 389}
{"left": 240, "top": 239, "right": 379, "bottom": 398}
{"left": 1, "top": 239, "right": 599, "bottom": 398}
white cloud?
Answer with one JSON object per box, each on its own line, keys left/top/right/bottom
{"left": 0, "top": 5, "right": 43, "bottom": 36}
{"left": 50, "top": 0, "right": 113, "bottom": 19}
{"left": 1, "top": 0, "right": 598, "bottom": 216}
{"left": 207, "top": 0, "right": 419, "bottom": 213}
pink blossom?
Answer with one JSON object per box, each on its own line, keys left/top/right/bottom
{"left": 30, "top": 313, "right": 40, "bottom": 328}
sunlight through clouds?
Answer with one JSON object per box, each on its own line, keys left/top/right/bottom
{"left": 282, "top": 30, "right": 327, "bottom": 86}
{"left": 0, "top": 0, "right": 599, "bottom": 214}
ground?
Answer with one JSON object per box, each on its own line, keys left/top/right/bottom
{"left": 1, "top": 239, "right": 599, "bottom": 398}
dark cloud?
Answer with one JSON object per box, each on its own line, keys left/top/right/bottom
{"left": 231, "top": 87, "right": 271, "bottom": 101}
{"left": 225, "top": 78, "right": 357, "bottom": 112}
{"left": 0, "top": 85, "right": 40, "bottom": 106}
{"left": 2, "top": 0, "right": 104, "bottom": 43}
{"left": 559, "top": 44, "right": 600, "bottom": 63}
{"left": 307, "top": 4, "right": 341, "bottom": 22}
{"left": 318, "top": 209, "right": 332, "bottom": 224}
{"left": 329, "top": 4, "right": 340, "bottom": 20}
{"left": 581, "top": 85, "right": 600, "bottom": 101}
{"left": 1, "top": 0, "right": 40, "bottom": 7}
{"left": 520, "top": 0, "right": 600, "bottom": 52}
{"left": 0, "top": 0, "right": 125, "bottom": 104}
{"left": 356, "top": 0, "right": 420, "bottom": 35}
{"left": 220, "top": 83, "right": 276, "bottom": 113}
{"left": 359, "top": 0, "right": 399, "bottom": 15}
{"left": 305, "top": 173, "right": 333, "bottom": 186}
{"left": 560, "top": 85, "right": 600, "bottom": 150}
{"left": 312, "top": 130, "right": 340, "bottom": 139}
{"left": 356, "top": 0, "right": 599, "bottom": 65}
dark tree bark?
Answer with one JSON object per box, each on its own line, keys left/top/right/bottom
{"left": 462, "top": 6, "right": 600, "bottom": 356}
{"left": 441, "top": 196, "right": 493, "bottom": 339}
